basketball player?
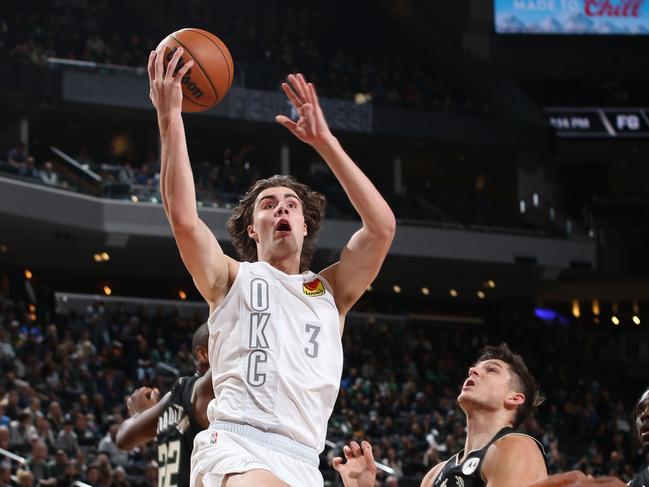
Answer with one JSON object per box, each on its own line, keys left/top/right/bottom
{"left": 116, "top": 323, "right": 214, "bottom": 487}
{"left": 629, "top": 387, "right": 649, "bottom": 487}
{"left": 334, "top": 344, "right": 548, "bottom": 487}
{"left": 147, "top": 47, "right": 395, "bottom": 487}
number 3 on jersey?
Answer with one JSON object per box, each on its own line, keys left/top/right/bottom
{"left": 158, "top": 440, "right": 180, "bottom": 487}
{"left": 304, "top": 323, "right": 320, "bottom": 358}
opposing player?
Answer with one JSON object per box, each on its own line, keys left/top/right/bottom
{"left": 334, "top": 344, "right": 548, "bottom": 487}
{"left": 630, "top": 387, "right": 649, "bottom": 487}
{"left": 147, "top": 47, "right": 396, "bottom": 487}
{"left": 116, "top": 323, "right": 213, "bottom": 487}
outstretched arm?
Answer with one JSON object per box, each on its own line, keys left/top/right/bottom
{"left": 148, "top": 48, "right": 237, "bottom": 308}
{"left": 116, "top": 387, "right": 170, "bottom": 450}
{"left": 276, "top": 74, "right": 396, "bottom": 318}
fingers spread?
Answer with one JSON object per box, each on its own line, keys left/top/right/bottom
{"left": 289, "top": 73, "right": 307, "bottom": 104}
{"left": 166, "top": 47, "right": 184, "bottom": 81}
{"left": 175, "top": 59, "right": 194, "bottom": 82}
{"left": 275, "top": 115, "right": 298, "bottom": 133}
{"left": 154, "top": 47, "right": 165, "bottom": 81}
{"left": 361, "top": 441, "right": 375, "bottom": 462}
{"left": 147, "top": 51, "right": 156, "bottom": 81}
{"left": 343, "top": 445, "right": 353, "bottom": 461}
{"left": 282, "top": 82, "right": 302, "bottom": 108}
{"left": 308, "top": 82, "right": 321, "bottom": 109}
{"left": 350, "top": 441, "right": 361, "bottom": 458}
{"left": 332, "top": 457, "right": 343, "bottom": 470}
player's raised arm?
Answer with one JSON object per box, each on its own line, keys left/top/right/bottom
{"left": 116, "top": 387, "right": 170, "bottom": 451}
{"left": 276, "top": 74, "right": 396, "bottom": 318}
{"left": 148, "top": 48, "right": 236, "bottom": 308}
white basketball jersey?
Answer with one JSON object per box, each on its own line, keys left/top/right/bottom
{"left": 206, "top": 261, "right": 343, "bottom": 452}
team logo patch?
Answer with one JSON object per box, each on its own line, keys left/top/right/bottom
{"left": 303, "top": 278, "right": 325, "bottom": 297}
{"left": 461, "top": 457, "right": 480, "bottom": 475}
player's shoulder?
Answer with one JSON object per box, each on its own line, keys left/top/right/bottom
{"left": 421, "top": 460, "right": 448, "bottom": 487}
{"left": 485, "top": 432, "right": 545, "bottom": 467}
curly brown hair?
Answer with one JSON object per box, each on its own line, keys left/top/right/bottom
{"left": 226, "top": 175, "right": 326, "bottom": 272}
{"left": 476, "top": 343, "right": 544, "bottom": 428}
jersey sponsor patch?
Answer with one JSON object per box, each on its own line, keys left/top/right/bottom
{"left": 461, "top": 457, "right": 480, "bottom": 476}
{"left": 303, "top": 278, "right": 325, "bottom": 297}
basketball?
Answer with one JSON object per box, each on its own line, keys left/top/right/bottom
{"left": 156, "top": 28, "right": 234, "bottom": 112}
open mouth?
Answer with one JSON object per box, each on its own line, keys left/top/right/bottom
{"left": 275, "top": 219, "right": 292, "bottom": 232}
{"left": 463, "top": 378, "right": 476, "bottom": 389}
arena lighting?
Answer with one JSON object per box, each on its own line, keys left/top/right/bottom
{"left": 101, "top": 252, "right": 110, "bottom": 261}
{"left": 421, "top": 287, "right": 430, "bottom": 296}
{"left": 102, "top": 285, "right": 112, "bottom": 296}
{"left": 93, "top": 254, "right": 102, "bottom": 262}
{"left": 477, "top": 291, "right": 486, "bottom": 299}
{"left": 592, "top": 299, "right": 600, "bottom": 316}
{"left": 28, "top": 304, "right": 36, "bottom": 313}
{"left": 611, "top": 316, "right": 620, "bottom": 326}
{"left": 392, "top": 285, "right": 401, "bottom": 294}
{"left": 571, "top": 300, "right": 581, "bottom": 319}
{"left": 534, "top": 307, "right": 569, "bottom": 326}
{"left": 24, "top": 269, "right": 33, "bottom": 279}
{"left": 29, "top": 313, "right": 37, "bottom": 321}
{"left": 633, "top": 315, "right": 641, "bottom": 325}
{"left": 486, "top": 280, "right": 496, "bottom": 289}
{"left": 449, "top": 289, "right": 458, "bottom": 298}
{"left": 178, "top": 290, "right": 187, "bottom": 300}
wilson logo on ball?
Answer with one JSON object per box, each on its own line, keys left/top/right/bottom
{"left": 165, "top": 49, "right": 205, "bottom": 100}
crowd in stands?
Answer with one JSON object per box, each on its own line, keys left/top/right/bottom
{"left": 2, "top": 142, "right": 555, "bottom": 236}
{"left": 0, "top": 1, "right": 488, "bottom": 114}
{"left": 0, "top": 144, "right": 68, "bottom": 190}
{"left": 0, "top": 270, "right": 647, "bottom": 486}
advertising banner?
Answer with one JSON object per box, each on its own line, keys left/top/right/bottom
{"left": 495, "top": 0, "right": 649, "bottom": 34}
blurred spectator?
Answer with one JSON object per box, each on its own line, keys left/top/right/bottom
{"left": 24, "top": 440, "right": 56, "bottom": 485}
{"left": 17, "top": 156, "right": 38, "bottom": 180}
{"left": 39, "top": 161, "right": 59, "bottom": 186}
{"left": 56, "top": 416, "right": 79, "bottom": 457}
{"left": 7, "top": 143, "right": 27, "bottom": 169}
{"left": 0, "top": 462, "right": 11, "bottom": 487}
{"left": 97, "top": 423, "right": 128, "bottom": 467}
{"left": 15, "top": 469, "right": 34, "bottom": 487}
{"left": 9, "top": 410, "right": 36, "bottom": 453}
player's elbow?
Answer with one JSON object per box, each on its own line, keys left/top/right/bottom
{"left": 167, "top": 209, "right": 199, "bottom": 233}
{"left": 115, "top": 429, "right": 132, "bottom": 451}
{"left": 373, "top": 211, "right": 396, "bottom": 243}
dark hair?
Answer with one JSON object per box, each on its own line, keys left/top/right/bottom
{"left": 192, "top": 322, "right": 209, "bottom": 351}
{"left": 633, "top": 387, "right": 649, "bottom": 443}
{"left": 476, "top": 343, "right": 543, "bottom": 428}
{"left": 226, "top": 175, "right": 326, "bottom": 272}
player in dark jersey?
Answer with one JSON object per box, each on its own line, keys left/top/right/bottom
{"left": 334, "top": 343, "right": 548, "bottom": 487}
{"left": 629, "top": 387, "right": 649, "bottom": 487}
{"left": 116, "top": 323, "right": 214, "bottom": 487}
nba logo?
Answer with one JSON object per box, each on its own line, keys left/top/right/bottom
{"left": 210, "top": 431, "right": 219, "bottom": 445}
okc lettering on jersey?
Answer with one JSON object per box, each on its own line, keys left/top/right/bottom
{"left": 157, "top": 404, "right": 189, "bottom": 434}
{"left": 247, "top": 278, "right": 271, "bottom": 387}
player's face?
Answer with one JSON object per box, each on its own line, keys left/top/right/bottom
{"left": 457, "top": 359, "right": 524, "bottom": 415}
{"left": 249, "top": 186, "right": 307, "bottom": 258}
{"left": 635, "top": 389, "right": 649, "bottom": 446}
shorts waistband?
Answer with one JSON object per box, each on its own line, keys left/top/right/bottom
{"left": 210, "top": 420, "right": 319, "bottom": 467}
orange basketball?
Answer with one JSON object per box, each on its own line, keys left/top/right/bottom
{"left": 157, "top": 28, "right": 234, "bottom": 113}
